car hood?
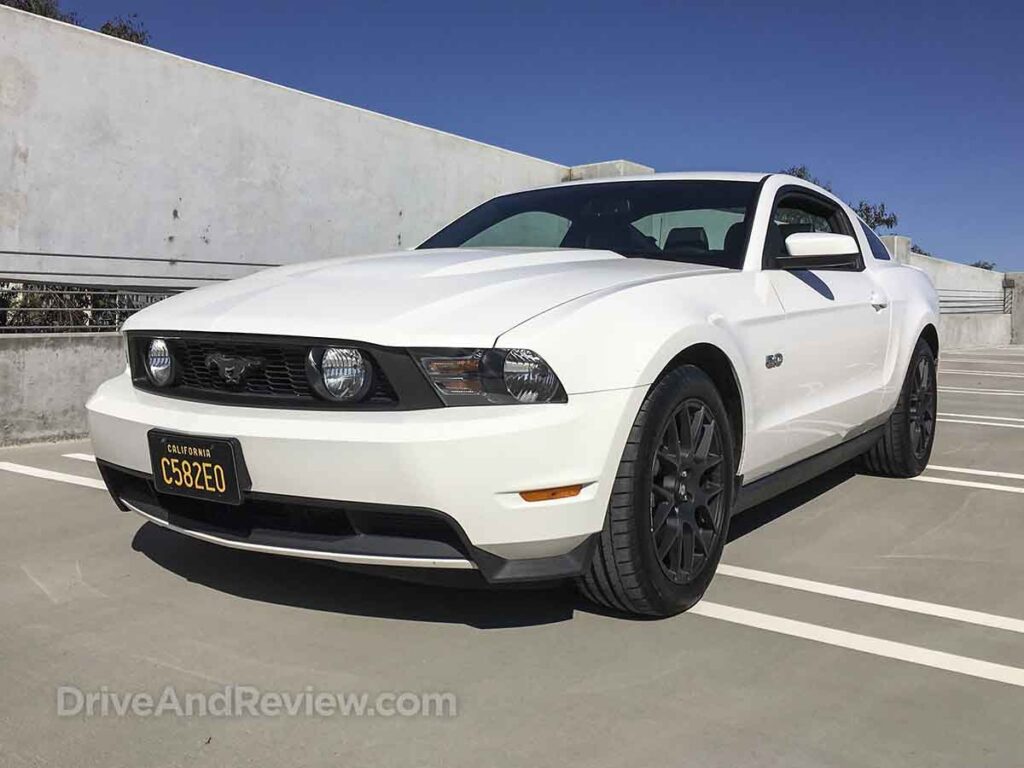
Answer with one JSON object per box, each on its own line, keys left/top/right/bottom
{"left": 125, "top": 247, "right": 724, "bottom": 347}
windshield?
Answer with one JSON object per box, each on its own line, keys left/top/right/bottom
{"left": 419, "top": 180, "right": 759, "bottom": 269}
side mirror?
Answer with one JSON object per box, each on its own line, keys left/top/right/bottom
{"left": 777, "top": 232, "right": 860, "bottom": 270}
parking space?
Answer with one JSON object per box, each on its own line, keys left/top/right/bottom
{"left": 2, "top": 346, "right": 1023, "bottom": 767}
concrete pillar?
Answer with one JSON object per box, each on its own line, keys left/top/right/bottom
{"left": 880, "top": 235, "right": 912, "bottom": 264}
{"left": 567, "top": 160, "right": 654, "bottom": 181}
{"left": 1007, "top": 273, "right": 1024, "bottom": 345}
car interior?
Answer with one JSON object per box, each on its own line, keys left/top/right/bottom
{"left": 558, "top": 216, "right": 749, "bottom": 269}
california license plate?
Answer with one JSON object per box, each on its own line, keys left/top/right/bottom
{"left": 148, "top": 431, "right": 243, "bottom": 505}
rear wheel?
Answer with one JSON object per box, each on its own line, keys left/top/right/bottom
{"left": 862, "top": 338, "right": 937, "bottom": 478}
{"left": 578, "top": 365, "right": 735, "bottom": 617}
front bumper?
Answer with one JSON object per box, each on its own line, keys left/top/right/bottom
{"left": 87, "top": 372, "right": 644, "bottom": 581}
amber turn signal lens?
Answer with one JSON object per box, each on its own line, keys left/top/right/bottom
{"left": 519, "top": 484, "right": 584, "bottom": 502}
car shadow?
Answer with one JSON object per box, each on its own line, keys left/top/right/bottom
{"left": 131, "top": 523, "right": 579, "bottom": 630}
{"left": 727, "top": 463, "right": 857, "bottom": 542}
{"left": 131, "top": 463, "right": 859, "bottom": 627}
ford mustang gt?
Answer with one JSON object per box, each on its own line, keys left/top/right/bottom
{"left": 88, "top": 172, "right": 939, "bottom": 616}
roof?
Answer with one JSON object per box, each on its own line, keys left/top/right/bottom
{"left": 555, "top": 171, "right": 771, "bottom": 188}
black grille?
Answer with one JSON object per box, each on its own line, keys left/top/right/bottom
{"left": 169, "top": 337, "right": 397, "bottom": 404}
{"left": 174, "top": 338, "right": 317, "bottom": 397}
{"left": 128, "top": 333, "right": 428, "bottom": 409}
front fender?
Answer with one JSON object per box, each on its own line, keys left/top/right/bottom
{"left": 495, "top": 272, "right": 766, "bottom": 452}
{"left": 874, "top": 264, "right": 940, "bottom": 412}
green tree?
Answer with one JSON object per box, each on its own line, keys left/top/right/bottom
{"left": 969, "top": 260, "right": 996, "bottom": 270}
{"left": 1, "top": 0, "right": 79, "bottom": 22}
{"left": 2, "top": 0, "right": 151, "bottom": 44}
{"left": 780, "top": 165, "right": 898, "bottom": 231}
{"left": 99, "top": 13, "right": 149, "bottom": 44}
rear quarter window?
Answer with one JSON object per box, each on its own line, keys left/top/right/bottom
{"left": 859, "top": 221, "right": 892, "bottom": 261}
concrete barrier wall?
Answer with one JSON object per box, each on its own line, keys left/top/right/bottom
{"left": 880, "top": 236, "right": 1006, "bottom": 293}
{"left": 1009, "top": 273, "right": 1024, "bottom": 345}
{"left": 0, "top": 7, "right": 574, "bottom": 283}
{"left": 939, "top": 315, "right": 1013, "bottom": 351}
{"left": 881, "top": 236, "right": 1012, "bottom": 350}
{"left": 0, "top": 333, "right": 123, "bottom": 445}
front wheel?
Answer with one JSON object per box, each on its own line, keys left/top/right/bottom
{"left": 578, "top": 365, "right": 735, "bottom": 617}
{"left": 862, "top": 338, "right": 937, "bottom": 478}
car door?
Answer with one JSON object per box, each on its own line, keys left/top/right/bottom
{"left": 762, "top": 187, "right": 890, "bottom": 462}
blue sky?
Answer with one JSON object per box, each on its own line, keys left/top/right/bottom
{"left": 73, "top": 0, "right": 1024, "bottom": 270}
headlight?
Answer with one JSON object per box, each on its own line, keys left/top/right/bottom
{"left": 306, "top": 347, "right": 371, "bottom": 402}
{"left": 502, "top": 348, "right": 560, "bottom": 403}
{"left": 145, "top": 338, "right": 174, "bottom": 387}
{"left": 413, "top": 348, "right": 566, "bottom": 405}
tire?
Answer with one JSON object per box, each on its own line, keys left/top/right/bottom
{"left": 862, "top": 338, "right": 937, "bottom": 478}
{"left": 577, "top": 365, "right": 735, "bottom": 617}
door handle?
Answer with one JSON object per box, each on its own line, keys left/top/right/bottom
{"left": 870, "top": 292, "right": 889, "bottom": 311}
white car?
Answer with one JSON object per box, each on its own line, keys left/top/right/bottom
{"left": 87, "top": 172, "right": 939, "bottom": 617}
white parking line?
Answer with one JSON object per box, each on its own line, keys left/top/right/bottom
{"left": 926, "top": 464, "right": 1024, "bottom": 482}
{"left": 0, "top": 462, "right": 106, "bottom": 490}
{"left": 938, "top": 418, "right": 1024, "bottom": 430}
{"left": 911, "top": 476, "right": 1024, "bottom": 495}
{"left": 943, "top": 359, "right": 1024, "bottom": 366}
{"left": 937, "top": 412, "right": 1024, "bottom": 429}
{"left": 692, "top": 602, "right": 1024, "bottom": 688}
{"left": 62, "top": 453, "right": 96, "bottom": 462}
{"left": 949, "top": 349, "right": 1024, "bottom": 356}
{"left": 939, "top": 387, "right": 1024, "bottom": 397}
{"left": 938, "top": 412, "right": 1024, "bottom": 423}
{"left": 717, "top": 564, "right": 1024, "bottom": 634}
{"left": 941, "top": 370, "right": 1024, "bottom": 379}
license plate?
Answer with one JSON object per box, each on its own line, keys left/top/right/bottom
{"left": 148, "top": 431, "right": 244, "bottom": 505}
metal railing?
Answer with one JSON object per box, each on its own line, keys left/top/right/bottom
{"left": 0, "top": 250, "right": 1014, "bottom": 332}
{"left": 0, "top": 250, "right": 280, "bottom": 333}
{"left": 937, "top": 288, "right": 1012, "bottom": 315}
{"left": 0, "top": 283, "right": 184, "bottom": 332}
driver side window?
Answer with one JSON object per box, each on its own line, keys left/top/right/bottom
{"left": 763, "top": 189, "right": 861, "bottom": 271}
{"left": 774, "top": 202, "right": 835, "bottom": 234}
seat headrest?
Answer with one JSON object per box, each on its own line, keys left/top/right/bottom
{"left": 664, "top": 227, "right": 708, "bottom": 252}
{"left": 724, "top": 222, "right": 746, "bottom": 255}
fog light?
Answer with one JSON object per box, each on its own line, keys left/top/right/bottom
{"left": 145, "top": 338, "right": 173, "bottom": 387}
{"left": 308, "top": 347, "right": 371, "bottom": 401}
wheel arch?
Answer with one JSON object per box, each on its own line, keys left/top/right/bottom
{"left": 920, "top": 323, "right": 939, "bottom": 359}
{"left": 655, "top": 343, "right": 745, "bottom": 471}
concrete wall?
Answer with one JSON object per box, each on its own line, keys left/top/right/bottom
{"left": 568, "top": 160, "right": 654, "bottom": 180}
{"left": 1008, "top": 273, "right": 1024, "bottom": 345}
{"left": 880, "top": 236, "right": 1006, "bottom": 293}
{"left": 881, "top": 235, "right": 1012, "bottom": 350}
{"left": 0, "top": 7, "right": 578, "bottom": 285}
{"left": 0, "top": 333, "right": 123, "bottom": 445}
{"left": 939, "top": 315, "right": 1013, "bottom": 351}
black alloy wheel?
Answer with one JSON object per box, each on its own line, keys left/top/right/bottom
{"left": 578, "top": 364, "right": 735, "bottom": 617}
{"left": 649, "top": 399, "right": 726, "bottom": 584}
{"left": 862, "top": 337, "right": 938, "bottom": 478}
{"left": 907, "top": 354, "right": 936, "bottom": 460}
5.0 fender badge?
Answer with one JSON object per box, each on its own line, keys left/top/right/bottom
{"left": 765, "top": 353, "right": 784, "bottom": 370}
